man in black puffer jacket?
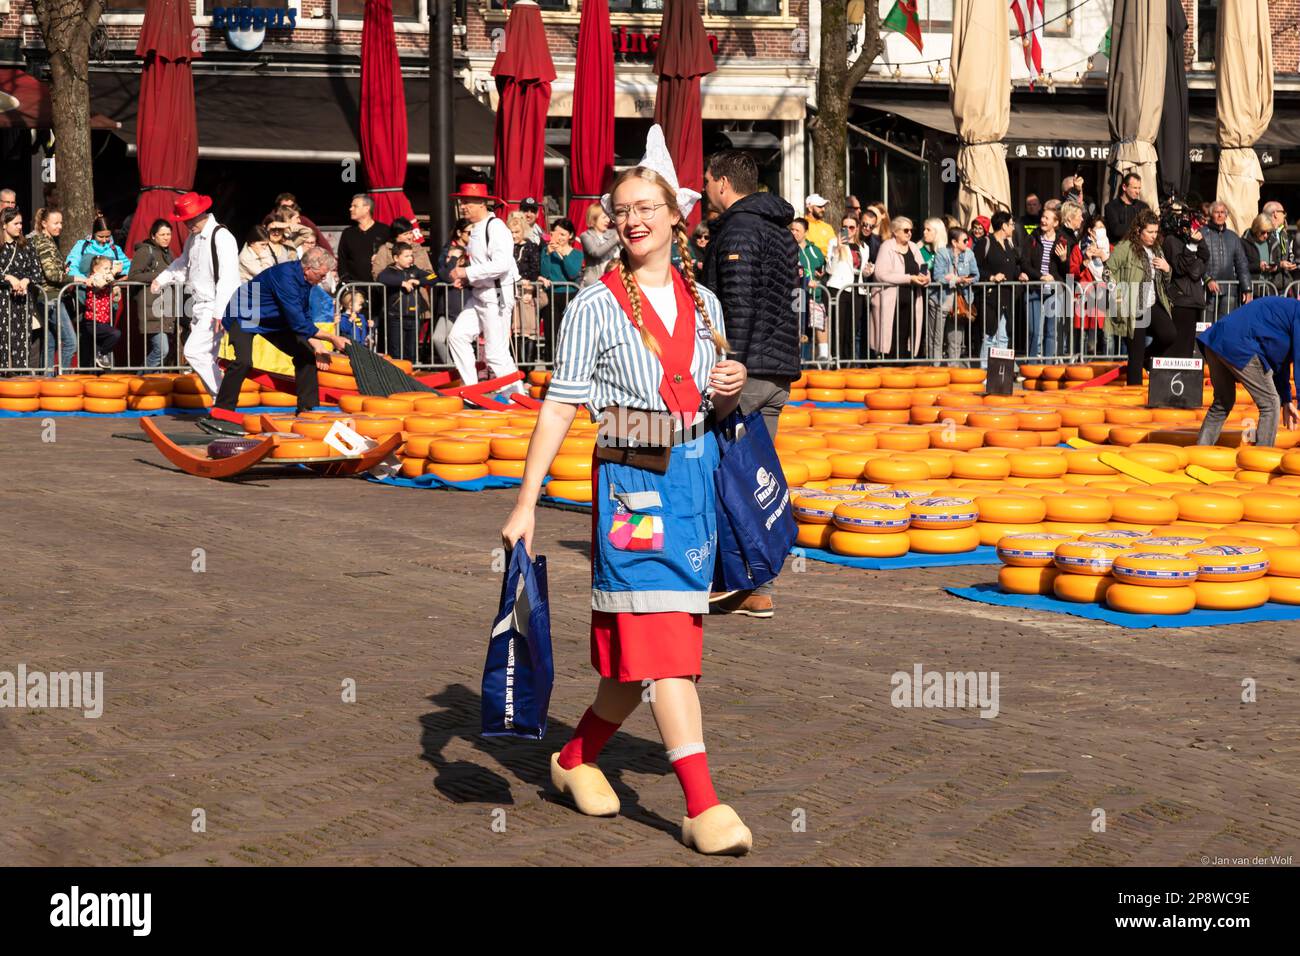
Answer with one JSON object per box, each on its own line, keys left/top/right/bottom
{"left": 702, "top": 150, "right": 801, "bottom": 620}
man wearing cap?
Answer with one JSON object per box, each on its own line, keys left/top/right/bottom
{"left": 151, "top": 192, "right": 241, "bottom": 398}
{"left": 519, "top": 197, "right": 545, "bottom": 246}
{"left": 803, "top": 194, "right": 836, "bottom": 259}
{"left": 446, "top": 182, "right": 522, "bottom": 392}
{"left": 197, "top": 247, "right": 354, "bottom": 435}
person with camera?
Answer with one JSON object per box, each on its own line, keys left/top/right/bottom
{"left": 1108, "top": 210, "right": 1176, "bottom": 385}
{"left": 1242, "top": 213, "right": 1283, "bottom": 285}
{"left": 1162, "top": 203, "right": 1212, "bottom": 358}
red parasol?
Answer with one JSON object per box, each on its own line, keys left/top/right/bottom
{"left": 361, "top": 0, "right": 417, "bottom": 224}
{"left": 492, "top": 0, "right": 556, "bottom": 219}
{"left": 567, "top": 0, "right": 614, "bottom": 228}
{"left": 125, "top": 0, "right": 199, "bottom": 258}
{"left": 653, "top": 0, "right": 716, "bottom": 231}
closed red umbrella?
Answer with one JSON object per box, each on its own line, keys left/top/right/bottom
{"left": 492, "top": 0, "right": 556, "bottom": 218}
{"left": 653, "top": 0, "right": 716, "bottom": 231}
{"left": 361, "top": 0, "right": 416, "bottom": 225}
{"left": 125, "top": 0, "right": 199, "bottom": 258}
{"left": 567, "top": 0, "right": 614, "bottom": 228}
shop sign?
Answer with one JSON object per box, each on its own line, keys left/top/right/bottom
{"left": 613, "top": 25, "right": 719, "bottom": 57}
{"left": 214, "top": 6, "right": 298, "bottom": 52}
{"left": 1012, "top": 142, "right": 1223, "bottom": 165}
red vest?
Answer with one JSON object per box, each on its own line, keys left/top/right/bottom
{"left": 600, "top": 268, "right": 703, "bottom": 417}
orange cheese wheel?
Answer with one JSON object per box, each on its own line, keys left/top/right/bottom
{"left": 1119, "top": 448, "right": 1181, "bottom": 472}
{"left": 1053, "top": 573, "right": 1115, "bottom": 603}
{"left": 317, "top": 371, "right": 359, "bottom": 390}
{"left": 427, "top": 462, "right": 493, "bottom": 483}
{"left": 172, "top": 393, "right": 213, "bottom": 408}
{"left": 781, "top": 461, "right": 810, "bottom": 486}
{"left": 997, "top": 532, "right": 1075, "bottom": 567}
{"left": 907, "top": 526, "right": 980, "bottom": 553}
{"left": 272, "top": 439, "right": 330, "bottom": 459}
{"left": 828, "top": 453, "right": 870, "bottom": 479}
{"left": 1105, "top": 406, "right": 1154, "bottom": 424}
{"left": 775, "top": 431, "right": 827, "bottom": 452}
{"left": 0, "top": 378, "right": 42, "bottom": 398}
{"left": 983, "top": 429, "right": 1041, "bottom": 449}
{"left": 1105, "top": 583, "right": 1197, "bottom": 615}
{"left": 127, "top": 395, "right": 169, "bottom": 411}
{"left": 951, "top": 454, "right": 1011, "bottom": 480}
{"left": 794, "top": 456, "right": 833, "bottom": 481}
{"left": 1042, "top": 493, "right": 1112, "bottom": 523}
{"left": 1131, "top": 536, "right": 1206, "bottom": 555}
{"left": 1077, "top": 423, "right": 1114, "bottom": 444}
{"left": 967, "top": 411, "right": 1020, "bottom": 430}
{"left": 1221, "top": 524, "right": 1300, "bottom": 548}
{"left": 430, "top": 438, "right": 490, "bottom": 464}
{"left": 1058, "top": 406, "right": 1105, "bottom": 426}
{"left": 402, "top": 434, "right": 436, "bottom": 458}
{"left": 793, "top": 492, "right": 865, "bottom": 524}
{"left": 825, "top": 431, "right": 877, "bottom": 452}
{"left": 806, "top": 370, "right": 847, "bottom": 389}
{"left": 876, "top": 430, "right": 930, "bottom": 452}
{"left": 795, "top": 523, "right": 835, "bottom": 549}
{"left": 400, "top": 457, "right": 427, "bottom": 478}
{"left": 283, "top": 419, "right": 330, "bottom": 440}
{"left": 865, "top": 457, "right": 930, "bottom": 484}
{"left": 1280, "top": 450, "right": 1300, "bottom": 475}
{"left": 999, "top": 565, "right": 1060, "bottom": 595}
{"left": 946, "top": 368, "right": 985, "bottom": 384}
{"left": 362, "top": 397, "right": 415, "bottom": 415}
{"left": 1016, "top": 410, "right": 1062, "bottom": 431}
{"left": 351, "top": 417, "right": 402, "bottom": 438}
{"left": 865, "top": 390, "right": 912, "bottom": 410}
{"left": 411, "top": 396, "right": 462, "bottom": 414}
{"left": 0, "top": 396, "right": 40, "bottom": 411}
{"left": 335, "top": 394, "right": 366, "bottom": 413}
{"left": 1266, "top": 575, "right": 1300, "bottom": 604}
{"left": 1007, "top": 452, "right": 1068, "bottom": 478}
{"left": 40, "top": 379, "right": 84, "bottom": 397}
{"left": 1190, "top": 545, "right": 1270, "bottom": 582}
{"left": 489, "top": 436, "right": 531, "bottom": 460}
{"left": 907, "top": 496, "right": 978, "bottom": 529}
{"left": 404, "top": 416, "right": 458, "bottom": 436}
{"left": 1240, "top": 492, "right": 1300, "bottom": 524}
{"left": 975, "top": 494, "right": 1046, "bottom": 523}
{"left": 549, "top": 455, "right": 593, "bottom": 480}
{"left": 1109, "top": 494, "right": 1178, "bottom": 525}
{"left": 805, "top": 388, "right": 846, "bottom": 403}
{"left": 255, "top": 391, "right": 296, "bottom": 407}
{"left": 1191, "top": 578, "right": 1271, "bottom": 610}
{"left": 829, "top": 529, "right": 911, "bottom": 557}
{"left": 39, "top": 396, "right": 83, "bottom": 411}
{"left": 832, "top": 500, "right": 911, "bottom": 533}
{"left": 487, "top": 459, "right": 527, "bottom": 479}
{"left": 843, "top": 371, "right": 881, "bottom": 389}
{"left": 1041, "top": 520, "right": 1109, "bottom": 537}
{"left": 131, "top": 375, "right": 174, "bottom": 396}
{"left": 930, "top": 427, "right": 985, "bottom": 452}
{"left": 1053, "top": 540, "right": 1129, "bottom": 575}
{"left": 1235, "top": 470, "right": 1276, "bottom": 485}
{"left": 82, "top": 380, "right": 128, "bottom": 399}
{"left": 81, "top": 397, "right": 127, "bottom": 414}
{"left": 1262, "top": 546, "right": 1300, "bottom": 578}
{"left": 866, "top": 408, "right": 912, "bottom": 424}
{"left": 1111, "top": 551, "right": 1200, "bottom": 587}
{"left": 865, "top": 487, "right": 935, "bottom": 504}
{"left": 1237, "top": 446, "right": 1286, "bottom": 473}
{"left": 1185, "top": 445, "right": 1239, "bottom": 471}
{"left": 544, "top": 477, "right": 592, "bottom": 501}
{"left": 1063, "top": 449, "right": 1117, "bottom": 475}
{"left": 1172, "top": 491, "right": 1245, "bottom": 524}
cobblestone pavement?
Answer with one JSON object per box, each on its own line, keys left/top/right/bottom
{"left": 2, "top": 416, "right": 1298, "bottom": 866}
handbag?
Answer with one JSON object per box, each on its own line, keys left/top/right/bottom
{"left": 953, "top": 292, "right": 975, "bottom": 321}
{"left": 712, "top": 409, "right": 798, "bottom": 592}
{"left": 481, "top": 541, "right": 554, "bottom": 740}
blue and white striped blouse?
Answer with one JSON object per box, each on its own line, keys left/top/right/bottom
{"left": 547, "top": 279, "right": 726, "bottom": 413}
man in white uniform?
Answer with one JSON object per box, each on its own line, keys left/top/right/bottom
{"left": 446, "top": 182, "right": 522, "bottom": 392}
{"left": 150, "top": 192, "right": 241, "bottom": 397}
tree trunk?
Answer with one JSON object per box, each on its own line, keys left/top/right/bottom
{"left": 32, "top": 0, "right": 102, "bottom": 256}
{"left": 812, "top": 5, "right": 883, "bottom": 230}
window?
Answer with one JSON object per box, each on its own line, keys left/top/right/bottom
{"left": 489, "top": 0, "right": 571, "bottom": 9}
{"left": 610, "top": 0, "right": 665, "bottom": 12}
{"left": 203, "top": 0, "right": 289, "bottom": 11}
{"left": 707, "top": 0, "right": 781, "bottom": 14}
{"left": 1196, "top": 0, "right": 1217, "bottom": 63}
{"left": 337, "top": 0, "right": 421, "bottom": 19}
{"left": 917, "top": 1, "right": 1072, "bottom": 37}
{"left": 102, "top": 0, "right": 148, "bottom": 12}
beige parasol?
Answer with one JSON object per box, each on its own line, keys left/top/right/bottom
{"left": 1106, "top": 0, "right": 1166, "bottom": 211}
{"left": 950, "top": 0, "right": 1011, "bottom": 222}
{"left": 1216, "top": 0, "right": 1274, "bottom": 233}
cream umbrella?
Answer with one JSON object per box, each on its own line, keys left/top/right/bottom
{"left": 950, "top": 0, "right": 1011, "bottom": 222}
{"left": 1106, "top": 0, "right": 1165, "bottom": 211}
{"left": 1216, "top": 0, "right": 1274, "bottom": 234}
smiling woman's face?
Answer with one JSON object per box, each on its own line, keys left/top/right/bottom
{"left": 611, "top": 175, "right": 677, "bottom": 261}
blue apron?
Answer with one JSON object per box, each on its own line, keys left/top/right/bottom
{"left": 591, "top": 433, "right": 720, "bottom": 615}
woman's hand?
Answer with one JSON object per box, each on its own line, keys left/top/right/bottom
{"left": 501, "top": 502, "right": 537, "bottom": 556}
{"left": 1153, "top": 255, "right": 1171, "bottom": 274}
{"left": 708, "top": 359, "right": 747, "bottom": 399}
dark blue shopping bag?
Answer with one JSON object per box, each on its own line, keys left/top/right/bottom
{"left": 481, "top": 541, "right": 554, "bottom": 739}
{"left": 712, "top": 409, "right": 798, "bottom": 592}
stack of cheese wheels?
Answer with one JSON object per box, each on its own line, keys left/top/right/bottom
{"left": 1052, "top": 540, "right": 1129, "bottom": 603}
{"left": 1263, "top": 546, "right": 1300, "bottom": 604}
{"left": 792, "top": 491, "right": 871, "bottom": 549}
{"left": 995, "top": 532, "right": 1073, "bottom": 595}
{"left": 39, "top": 377, "right": 84, "bottom": 412}
{"left": 830, "top": 498, "right": 911, "bottom": 558}
{"left": 974, "top": 491, "right": 1046, "bottom": 546}
{"left": 905, "top": 496, "right": 979, "bottom": 553}
{"left": 1107, "top": 550, "right": 1200, "bottom": 615}
{"left": 1187, "top": 544, "right": 1271, "bottom": 610}
{"left": 0, "top": 377, "right": 42, "bottom": 412}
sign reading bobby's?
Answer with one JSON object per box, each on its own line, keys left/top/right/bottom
{"left": 213, "top": 6, "right": 298, "bottom": 32}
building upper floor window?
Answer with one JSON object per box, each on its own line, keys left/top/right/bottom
{"left": 336, "top": 0, "right": 422, "bottom": 20}
{"left": 1196, "top": 0, "right": 1217, "bottom": 63}
{"left": 707, "top": 0, "right": 781, "bottom": 13}
{"left": 913, "top": 0, "right": 1073, "bottom": 38}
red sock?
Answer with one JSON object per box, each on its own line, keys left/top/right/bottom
{"left": 670, "top": 751, "right": 720, "bottom": 819}
{"left": 557, "top": 708, "right": 621, "bottom": 770}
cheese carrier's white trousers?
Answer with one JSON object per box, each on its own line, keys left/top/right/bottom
{"left": 449, "top": 294, "right": 517, "bottom": 387}
{"left": 184, "top": 313, "right": 225, "bottom": 396}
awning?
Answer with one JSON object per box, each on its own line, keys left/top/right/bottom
{"left": 853, "top": 98, "right": 1300, "bottom": 152}
{"left": 0, "top": 67, "right": 119, "bottom": 130}
{"left": 91, "top": 69, "right": 564, "bottom": 167}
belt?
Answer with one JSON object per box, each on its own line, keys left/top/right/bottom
{"left": 596, "top": 406, "right": 713, "bottom": 449}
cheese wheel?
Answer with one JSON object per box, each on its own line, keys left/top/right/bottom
{"left": 332, "top": 394, "right": 365, "bottom": 414}
{"left": 793, "top": 493, "right": 864, "bottom": 524}
{"left": 1063, "top": 449, "right": 1118, "bottom": 475}
{"left": 485, "top": 459, "right": 525, "bottom": 479}
{"left": 427, "top": 462, "right": 493, "bottom": 483}
{"left": 907, "top": 496, "right": 978, "bottom": 529}
{"left": 1130, "top": 536, "right": 1205, "bottom": 556}
{"left": 1006, "top": 452, "right": 1069, "bottom": 479}
{"left": 907, "top": 526, "right": 980, "bottom": 553}
{"left": 1105, "top": 583, "right": 1197, "bottom": 615}
{"left": 832, "top": 500, "right": 911, "bottom": 533}
{"left": 81, "top": 379, "right": 128, "bottom": 399}
{"left": 430, "top": 438, "right": 491, "bottom": 464}
{"left": 398, "top": 457, "right": 427, "bottom": 478}
{"left": 997, "top": 533, "right": 1075, "bottom": 567}
{"left": 1041, "top": 521, "right": 1109, "bottom": 537}
{"left": 39, "top": 396, "right": 83, "bottom": 411}
{"left": 829, "top": 530, "right": 911, "bottom": 558}
{"left": 864, "top": 390, "right": 912, "bottom": 410}
{"left": 1240, "top": 492, "right": 1300, "bottom": 524}
{"left": 951, "top": 454, "right": 1011, "bottom": 480}
{"left": 1222, "top": 523, "right": 1300, "bottom": 548}
{"left": 826, "top": 431, "right": 878, "bottom": 452}
{"left": 1266, "top": 575, "right": 1300, "bottom": 604}
{"left": 794, "top": 456, "right": 834, "bottom": 481}
{"left": 805, "top": 387, "right": 845, "bottom": 403}
{"left": 1053, "top": 573, "right": 1115, "bottom": 603}
{"left": 1016, "top": 410, "right": 1062, "bottom": 431}
{"left": 0, "top": 378, "right": 43, "bottom": 398}
{"left": 1262, "top": 546, "right": 1300, "bottom": 578}
{"left": 1058, "top": 406, "right": 1106, "bottom": 426}
{"left": 0, "top": 397, "right": 40, "bottom": 411}
{"left": 795, "top": 523, "right": 835, "bottom": 549}
{"left": 1237, "top": 446, "right": 1286, "bottom": 473}
{"left": 1279, "top": 450, "right": 1300, "bottom": 475}
{"left": 1120, "top": 448, "right": 1181, "bottom": 472}
{"left": 1185, "top": 445, "right": 1239, "bottom": 471}
{"left": 806, "top": 370, "right": 847, "bottom": 389}
{"left": 81, "top": 397, "right": 127, "bottom": 414}
{"left": 930, "top": 427, "right": 985, "bottom": 451}
{"left": 1111, "top": 551, "right": 1201, "bottom": 587}
{"left": 827, "top": 453, "right": 871, "bottom": 479}
{"left": 548, "top": 455, "right": 593, "bottom": 481}
{"left": 1131, "top": 442, "right": 1192, "bottom": 469}
{"left": 349, "top": 417, "right": 401, "bottom": 438}
{"left": 1042, "top": 493, "right": 1112, "bottom": 523}
{"left": 865, "top": 488, "right": 933, "bottom": 504}
{"left": 1171, "top": 491, "right": 1245, "bottom": 524}
{"left": 975, "top": 494, "right": 1046, "bottom": 523}
{"left": 775, "top": 431, "right": 827, "bottom": 452}
{"left": 876, "top": 430, "right": 930, "bottom": 452}
{"left": 40, "top": 379, "right": 84, "bottom": 397}
{"left": 409, "top": 396, "right": 461, "bottom": 414}
{"left": 977, "top": 521, "right": 1045, "bottom": 546}
{"left": 844, "top": 371, "right": 882, "bottom": 389}
{"left": 999, "top": 565, "right": 1060, "bottom": 595}
{"left": 865, "top": 457, "right": 931, "bottom": 484}
{"left": 1053, "top": 540, "right": 1129, "bottom": 575}
{"left": 123, "top": 395, "right": 167, "bottom": 411}
{"left": 1105, "top": 406, "right": 1154, "bottom": 424}
{"left": 1191, "top": 578, "right": 1271, "bottom": 610}
{"left": 983, "top": 429, "right": 1040, "bottom": 449}
{"left": 781, "top": 461, "right": 810, "bottom": 486}
{"left": 866, "top": 409, "right": 912, "bottom": 424}
{"left": 272, "top": 439, "right": 330, "bottom": 459}
{"left": 967, "top": 411, "right": 1019, "bottom": 430}
{"left": 1109, "top": 494, "right": 1178, "bottom": 525}
{"left": 1190, "top": 545, "right": 1270, "bottom": 582}
{"left": 488, "top": 436, "right": 530, "bottom": 460}
{"left": 360, "top": 397, "right": 413, "bottom": 415}
{"left": 879, "top": 371, "right": 916, "bottom": 389}
{"left": 946, "top": 368, "right": 985, "bottom": 384}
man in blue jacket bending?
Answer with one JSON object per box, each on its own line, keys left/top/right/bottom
{"left": 1196, "top": 296, "right": 1300, "bottom": 447}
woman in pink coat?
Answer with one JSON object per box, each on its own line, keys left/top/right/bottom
{"left": 871, "top": 216, "right": 930, "bottom": 358}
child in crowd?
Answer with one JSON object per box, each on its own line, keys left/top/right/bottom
{"left": 80, "top": 254, "right": 122, "bottom": 368}
{"left": 377, "top": 242, "right": 436, "bottom": 362}
{"left": 337, "top": 289, "right": 371, "bottom": 346}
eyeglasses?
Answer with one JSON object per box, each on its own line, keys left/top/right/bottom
{"left": 897, "top": 227, "right": 912, "bottom": 233}
{"left": 612, "top": 201, "right": 668, "bottom": 224}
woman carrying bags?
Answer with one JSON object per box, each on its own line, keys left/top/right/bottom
{"left": 500, "top": 126, "right": 752, "bottom": 856}
{"left": 1107, "top": 210, "right": 1175, "bottom": 385}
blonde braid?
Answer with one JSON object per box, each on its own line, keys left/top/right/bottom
{"left": 618, "top": 251, "right": 661, "bottom": 357}
{"left": 675, "top": 225, "right": 729, "bottom": 356}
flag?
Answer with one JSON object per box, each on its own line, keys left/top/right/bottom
{"left": 1010, "top": 0, "right": 1044, "bottom": 77}
{"left": 883, "top": 0, "right": 923, "bottom": 54}
{"left": 1097, "top": 26, "right": 1112, "bottom": 59}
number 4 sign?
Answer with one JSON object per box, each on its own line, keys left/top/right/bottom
{"left": 1148, "top": 356, "right": 1203, "bottom": 409}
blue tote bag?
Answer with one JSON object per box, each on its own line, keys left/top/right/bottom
{"left": 712, "top": 409, "right": 798, "bottom": 592}
{"left": 481, "top": 541, "right": 554, "bottom": 739}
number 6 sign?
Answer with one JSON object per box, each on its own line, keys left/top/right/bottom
{"left": 1148, "top": 357, "right": 1203, "bottom": 409}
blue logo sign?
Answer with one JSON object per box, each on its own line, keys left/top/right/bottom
{"left": 213, "top": 7, "right": 298, "bottom": 53}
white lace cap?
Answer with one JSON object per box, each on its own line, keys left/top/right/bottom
{"left": 601, "top": 124, "right": 701, "bottom": 221}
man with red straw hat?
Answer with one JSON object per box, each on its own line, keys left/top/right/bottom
{"left": 151, "top": 191, "right": 240, "bottom": 400}
{"left": 445, "top": 181, "right": 523, "bottom": 394}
